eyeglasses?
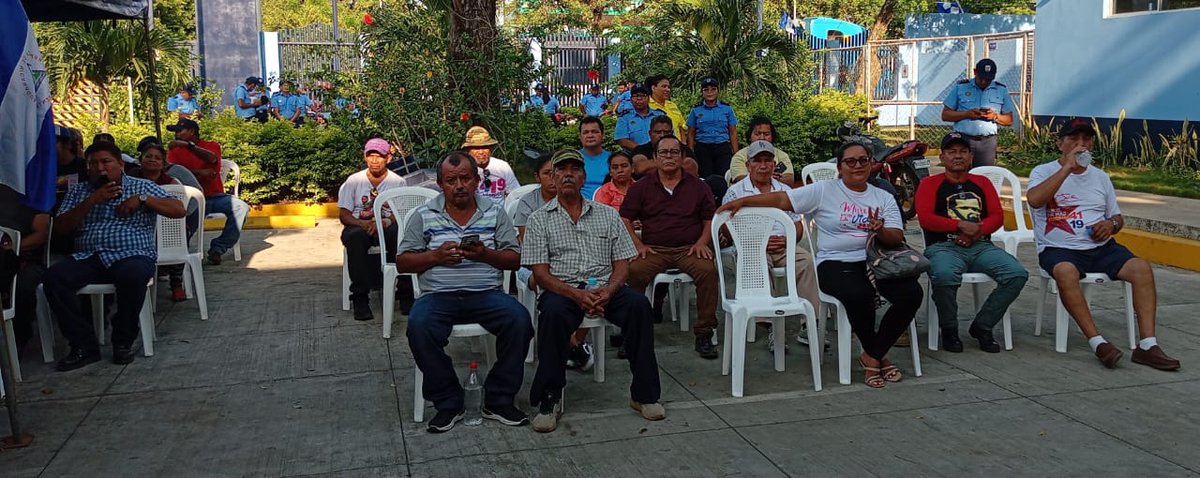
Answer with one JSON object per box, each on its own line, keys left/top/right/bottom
{"left": 656, "top": 149, "right": 681, "bottom": 157}
{"left": 841, "top": 158, "right": 871, "bottom": 167}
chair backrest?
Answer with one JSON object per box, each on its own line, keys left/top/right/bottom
{"left": 220, "top": 159, "right": 241, "bottom": 197}
{"left": 504, "top": 184, "right": 542, "bottom": 221}
{"left": 800, "top": 162, "right": 838, "bottom": 184}
{"left": 1, "top": 226, "right": 19, "bottom": 312}
{"left": 970, "top": 165, "right": 1029, "bottom": 232}
{"left": 373, "top": 186, "right": 440, "bottom": 269}
{"left": 157, "top": 185, "right": 193, "bottom": 264}
{"left": 711, "top": 208, "right": 799, "bottom": 302}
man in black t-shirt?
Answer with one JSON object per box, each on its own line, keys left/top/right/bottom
{"left": 0, "top": 185, "right": 51, "bottom": 352}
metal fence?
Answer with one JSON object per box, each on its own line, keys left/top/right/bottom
{"left": 538, "top": 31, "right": 611, "bottom": 108}
{"left": 277, "top": 24, "right": 364, "bottom": 80}
{"left": 814, "top": 30, "right": 1035, "bottom": 147}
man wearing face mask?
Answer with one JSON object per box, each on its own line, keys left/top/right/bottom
{"left": 44, "top": 142, "right": 186, "bottom": 371}
{"left": 1027, "top": 118, "right": 1179, "bottom": 371}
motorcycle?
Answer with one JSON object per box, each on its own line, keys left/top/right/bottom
{"left": 830, "top": 121, "right": 930, "bottom": 221}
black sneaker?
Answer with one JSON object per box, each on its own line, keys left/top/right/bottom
{"left": 56, "top": 348, "right": 101, "bottom": 372}
{"left": 112, "top": 344, "right": 135, "bottom": 365}
{"left": 352, "top": 300, "right": 373, "bottom": 321}
{"left": 569, "top": 343, "right": 595, "bottom": 372}
{"left": 941, "top": 328, "right": 963, "bottom": 353}
{"left": 482, "top": 403, "right": 529, "bottom": 426}
{"left": 426, "top": 408, "right": 464, "bottom": 433}
{"left": 207, "top": 249, "right": 222, "bottom": 265}
{"left": 969, "top": 325, "right": 1001, "bottom": 353}
{"left": 695, "top": 333, "right": 719, "bottom": 360}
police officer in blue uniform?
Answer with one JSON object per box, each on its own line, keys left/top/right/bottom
{"left": 686, "top": 77, "right": 738, "bottom": 178}
{"left": 579, "top": 83, "right": 608, "bottom": 117}
{"left": 234, "top": 76, "right": 268, "bottom": 123}
{"left": 167, "top": 86, "right": 200, "bottom": 119}
{"left": 272, "top": 80, "right": 304, "bottom": 127}
{"left": 613, "top": 82, "right": 665, "bottom": 152}
{"left": 941, "top": 58, "right": 1016, "bottom": 168}
{"left": 607, "top": 81, "right": 633, "bottom": 117}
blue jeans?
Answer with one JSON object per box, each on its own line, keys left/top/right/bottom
{"left": 206, "top": 193, "right": 241, "bottom": 254}
{"left": 44, "top": 255, "right": 155, "bottom": 350}
{"left": 925, "top": 241, "right": 1029, "bottom": 331}
{"left": 406, "top": 289, "right": 533, "bottom": 411}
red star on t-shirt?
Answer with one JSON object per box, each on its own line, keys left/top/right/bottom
{"left": 1044, "top": 198, "right": 1078, "bottom": 235}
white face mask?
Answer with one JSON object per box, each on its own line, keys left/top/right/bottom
{"left": 1076, "top": 150, "right": 1093, "bottom": 168}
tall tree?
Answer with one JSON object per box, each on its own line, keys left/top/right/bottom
{"left": 448, "top": 0, "right": 499, "bottom": 112}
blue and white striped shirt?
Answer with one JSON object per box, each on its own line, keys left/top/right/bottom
{"left": 398, "top": 194, "right": 520, "bottom": 293}
{"left": 58, "top": 175, "right": 170, "bottom": 266}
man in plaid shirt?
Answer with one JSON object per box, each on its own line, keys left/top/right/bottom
{"left": 44, "top": 142, "right": 186, "bottom": 372}
{"left": 522, "top": 149, "right": 665, "bottom": 433}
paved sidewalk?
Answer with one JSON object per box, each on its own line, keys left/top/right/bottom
{"left": 3, "top": 219, "right": 1200, "bottom": 477}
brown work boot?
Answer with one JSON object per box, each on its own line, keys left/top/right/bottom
{"left": 1094, "top": 342, "right": 1123, "bottom": 369}
{"left": 1131, "top": 345, "right": 1181, "bottom": 371}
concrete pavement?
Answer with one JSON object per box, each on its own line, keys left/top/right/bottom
{"left": 3, "top": 219, "right": 1200, "bottom": 477}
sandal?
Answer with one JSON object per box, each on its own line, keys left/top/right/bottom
{"left": 880, "top": 358, "right": 902, "bottom": 383}
{"left": 858, "top": 356, "right": 885, "bottom": 389}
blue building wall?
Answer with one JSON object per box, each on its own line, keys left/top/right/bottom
{"left": 904, "top": 13, "right": 1034, "bottom": 38}
{"left": 1033, "top": 0, "right": 1200, "bottom": 134}
{"left": 196, "top": 0, "right": 263, "bottom": 107}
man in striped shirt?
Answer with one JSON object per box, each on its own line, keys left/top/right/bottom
{"left": 397, "top": 151, "right": 533, "bottom": 433}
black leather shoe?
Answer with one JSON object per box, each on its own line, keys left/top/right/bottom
{"left": 57, "top": 348, "right": 101, "bottom": 372}
{"left": 113, "top": 344, "right": 135, "bottom": 365}
{"left": 695, "top": 334, "right": 719, "bottom": 360}
{"left": 969, "top": 325, "right": 1001, "bottom": 353}
{"left": 941, "top": 329, "right": 964, "bottom": 353}
{"left": 352, "top": 300, "right": 374, "bottom": 321}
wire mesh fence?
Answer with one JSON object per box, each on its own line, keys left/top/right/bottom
{"left": 277, "top": 24, "right": 364, "bottom": 82}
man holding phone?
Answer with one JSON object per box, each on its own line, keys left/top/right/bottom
{"left": 941, "top": 59, "right": 1016, "bottom": 168}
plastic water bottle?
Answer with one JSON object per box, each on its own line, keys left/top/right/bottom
{"left": 1075, "top": 150, "right": 1093, "bottom": 168}
{"left": 586, "top": 277, "right": 600, "bottom": 290}
{"left": 463, "top": 361, "right": 483, "bottom": 426}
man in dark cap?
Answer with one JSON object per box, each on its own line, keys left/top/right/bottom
{"left": 164, "top": 118, "right": 238, "bottom": 265}
{"left": 234, "top": 77, "right": 268, "bottom": 123}
{"left": 940, "top": 59, "right": 1016, "bottom": 168}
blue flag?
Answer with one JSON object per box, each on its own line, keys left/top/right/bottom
{"left": 778, "top": 12, "right": 790, "bottom": 31}
{"left": 0, "top": 0, "right": 58, "bottom": 213}
{"left": 936, "top": 1, "right": 966, "bottom": 13}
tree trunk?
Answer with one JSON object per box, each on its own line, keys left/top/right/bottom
{"left": 97, "top": 83, "right": 111, "bottom": 129}
{"left": 869, "top": 0, "right": 898, "bottom": 43}
{"left": 448, "top": 0, "right": 497, "bottom": 114}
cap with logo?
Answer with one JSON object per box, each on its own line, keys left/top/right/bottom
{"left": 550, "top": 149, "right": 584, "bottom": 167}
{"left": 974, "top": 59, "right": 997, "bottom": 81}
{"left": 941, "top": 132, "right": 971, "bottom": 150}
{"left": 700, "top": 77, "right": 719, "bottom": 89}
{"left": 746, "top": 140, "right": 775, "bottom": 158}
{"left": 363, "top": 138, "right": 391, "bottom": 155}
{"left": 245, "top": 76, "right": 262, "bottom": 85}
{"left": 630, "top": 82, "right": 650, "bottom": 96}
{"left": 1059, "top": 117, "right": 1096, "bottom": 138}
{"left": 165, "top": 118, "right": 200, "bottom": 134}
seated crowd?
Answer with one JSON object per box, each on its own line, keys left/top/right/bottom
{"left": 1, "top": 77, "right": 1179, "bottom": 439}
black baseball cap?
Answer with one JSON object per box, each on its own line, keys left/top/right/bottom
{"left": 181, "top": 85, "right": 196, "bottom": 95}
{"left": 1059, "top": 118, "right": 1096, "bottom": 138}
{"left": 975, "top": 59, "right": 997, "bottom": 81}
{"left": 137, "top": 135, "right": 161, "bottom": 153}
{"left": 166, "top": 118, "right": 200, "bottom": 134}
{"left": 245, "top": 76, "right": 262, "bottom": 85}
{"left": 630, "top": 82, "right": 650, "bottom": 95}
{"left": 941, "top": 132, "right": 971, "bottom": 150}
{"left": 700, "top": 77, "right": 719, "bottom": 88}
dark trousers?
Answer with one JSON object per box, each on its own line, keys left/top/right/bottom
{"left": 340, "top": 223, "right": 397, "bottom": 302}
{"left": 529, "top": 286, "right": 661, "bottom": 407}
{"left": 406, "top": 289, "right": 533, "bottom": 411}
{"left": 44, "top": 255, "right": 155, "bottom": 351}
{"left": 967, "top": 134, "right": 998, "bottom": 168}
{"left": 1, "top": 260, "right": 44, "bottom": 348}
{"left": 694, "top": 141, "right": 733, "bottom": 178}
{"left": 817, "top": 260, "right": 922, "bottom": 360}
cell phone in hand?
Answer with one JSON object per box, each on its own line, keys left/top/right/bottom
{"left": 460, "top": 234, "right": 482, "bottom": 248}
{"left": 774, "top": 162, "right": 787, "bottom": 174}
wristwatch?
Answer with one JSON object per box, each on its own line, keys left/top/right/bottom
{"left": 138, "top": 194, "right": 148, "bottom": 205}
{"left": 187, "top": 141, "right": 196, "bottom": 149}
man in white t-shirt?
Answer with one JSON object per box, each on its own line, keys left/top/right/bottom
{"left": 718, "top": 141, "right": 820, "bottom": 349}
{"left": 1027, "top": 118, "right": 1179, "bottom": 371}
{"left": 338, "top": 138, "right": 406, "bottom": 321}
{"left": 462, "top": 126, "right": 521, "bottom": 207}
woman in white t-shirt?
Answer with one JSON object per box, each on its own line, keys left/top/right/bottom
{"left": 716, "top": 142, "right": 923, "bottom": 388}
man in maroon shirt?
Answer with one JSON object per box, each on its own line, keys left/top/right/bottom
{"left": 916, "top": 132, "right": 1028, "bottom": 353}
{"left": 621, "top": 135, "right": 720, "bottom": 359}
{"left": 165, "top": 118, "right": 238, "bottom": 265}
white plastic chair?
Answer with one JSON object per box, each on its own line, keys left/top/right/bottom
{"left": 800, "top": 162, "right": 838, "bottom": 184}
{"left": 1034, "top": 269, "right": 1136, "bottom": 353}
{"left": 712, "top": 209, "right": 821, "bottom": 396}
{"left": 648, "top": 273, "right": 694, "bottom": 332}
{"left": 156, "top": 185, "right": 209, "bottom": 320}
{"left": 803, "top": 218, "right": 922, "bottom": 385}
{"left": 1, "top": 227, "right": 23, "bottom": 381}
{"left": 35, "top": 265, "right": 158, "bottom": 358}
{"left": 504, "top": 184, "right": 542, "bottom": 362}
{"left": 376, "top": 187, "right": 440, "bottom": 339}
{"left": 413, "top": 323, "right": 495, "bottom": 423}
{"left": 970, "top": 166, "right": 1036, "bottom": 256}
{"left": 342, "top": 245, "right": 381, "bottom": 311}
{"left": 209, "top": 159, "right": 248, "bottom": 261}
{"left": 919, "top": 234, "right": 1013, "bottom": 351}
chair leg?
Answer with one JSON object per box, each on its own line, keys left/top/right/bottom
{"left": 926, "top": 285, "right": 939, "bottom": 351}
{"left": 668, "top": 281, "right": 680, "bottom": 326}
{"left": 730, "top": 312, "right": 749, "bottom": 398}
{"left": 522, "top": 290, "right": 536, "bottom": 364}
{"left": 970, "top": 282, "right": 982, "bottom": 313}
{"left": 1125, "top": 281, "right": 1136, "bottom": 350}
{"left": 413, "top": 367, "right": 425, "bottom": 422}
{"left": 139, "top": 292, "right": 155, "bottom": 357}
{"left": 233, "top": 240, "right": 243, "bottom": 262}
{"left": 772, "top": 318, "right": 786, "bottom": 372}
{"left": 909, "top": 320, "right": 922, "bottom": 377}
{"left": 37, "top": 285, "right": 55, "bottom": 363}
{"left": 91, "top": 294, "right": 106, "bottom": 346}
{"left": 381, "top": 273, "right": 397, "bottom": 339}
{"left": 4, "top": 320, "right": 22, "bottom": 382}
{"left": 1054, "top": 283, "right": 1075, "bottom": 353}
{"left": 721, "top": 312, "right": 734, "bottom": 376}
{"left": 836, "top": 305, "right": 851, "bottom": 385}
{"left": 341, "top": 250, "right": 351, "bottom": 311}
{"left": 594, "top": 325, "right": 606, "bottom": 383}
{"left": 804, "top": 306, "right": 822, "bottom": 392}
{"left": 483, "top": 335, "right": 497, "bottom": 367}
{"left": 190, "top": 258, "right": 209, "bottom": 321}
{"left": 680, "top": 283, "right": 692, "bottom": 333}
{"left": 1002, "top": 310, "right": 1013, "bottom": 351}
{"left": 183, "top": 264, "right": 195, "bottom": 299}
{"left": 1034, "top": 276, "right": 1049, "bottom": 336}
